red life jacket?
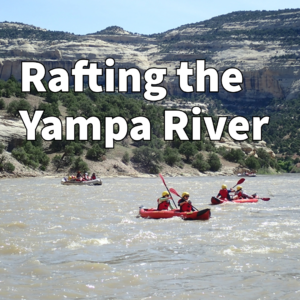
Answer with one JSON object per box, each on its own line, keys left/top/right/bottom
{"left": 180, "top": 201, "right": 192, "bottom": 212}
{"left": 157, "top": 200, "right": 170, "bottom": 211}
{"left": 219, "top": 189, "right": 229, "bottom": 200}
{"left": 237, "top": 191, "right": 243, "bottom": 198}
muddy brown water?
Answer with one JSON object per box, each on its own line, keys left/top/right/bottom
{"left": 0, "top": 174, "right": 300, "bottom": 299}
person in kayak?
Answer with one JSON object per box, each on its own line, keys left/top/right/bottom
{"left": 217, "top": 184, "right": 234, "bottom": 201}
{"left": 178, "top": 192, "right": 194, "bottom": 212}
{"left": 233, "top": 186, "right": 256, "bottom": 199}
{"left": 157, "top": 191, "right": 173, "bottom": 210}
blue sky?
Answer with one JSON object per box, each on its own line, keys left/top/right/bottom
{"left": 0, "top": 1, "right": 299, "bottom": 35}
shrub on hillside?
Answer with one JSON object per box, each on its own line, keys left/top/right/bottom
{"left": 192, "top": 153, "right": 210, "bottom": 172}
{"left": 52, "top": 154, "right": 74, "bottom": 171}
{"left": 0, "top": 98, "right": 5, "bottom": 109}
{"left": 132, "top": 146, "right": 163, "bottom": 173}
{"left": 4, "top": 162, "right": 15, "bottom": 172}
{"left": 0, "top": 156, "right": 15, "bottom": 173}
{"left": 245, "top": 156, "right": 260, "bottom": 170}
{"left": 12, "top": 141, "right": 49, "bottom": 170}
{"left": 164, "top": 147, "right": 181, "bottom": 167}
{"left": 72, "top": 157, "right": 89, "bottom": 173}
{"left": 38, "top": 102, "right": 60, "bottom": 118}
{"left": 179, "top": 142, "right": 197, "bottom": 162}
{"left": 207, "top": 153, "right": 222, "bottom": 171}
{"left": 122, "top": 151, "right": 130, "bottom": 165}
{"left": 0, "top": 143, "right": 4, "bottom": 154}
{"left": 7, "top": 99, "right": 31, "bottom": 117}
{"left": 86, "top": 144, "right": 105, "bottom": 161}
{"left": 223, "top": 148, "right": 245, "bottom": 163}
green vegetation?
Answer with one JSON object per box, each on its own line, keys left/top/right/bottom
{"left": 207, "top": 153, "right": 222, "bottom": 171}
{"left": 163, "top": 147, "right": 181, "bottom": 167}
{"left": 122, "top": 151, "right": 130, "bottom": 165}
{"left": 192, "top": 153, "right": 210, "bottom": 172}
{"left": 0, "top": 155, "right": 15, "bottom": 173}
{"left": 0, "top": 76, "right": 298, "bottom": 175}
{"left": 0, "top": 98, "right": 5, "bottom": 109}
{"left": 7, "top": 99, "right": 31, "bottom": 117}
{"left": 0, "top": 22, "right": 77, "bottom": 41}
{"left": 72, "top": 157, "right": 89, "bottom": 173}
{"left": 258, "top": 97, "right": 300, "bottom": 156}
{"left": 179, "top": 142, "right": 197, "bottom": 162}
{"left": 154, "top": 9, "right": 300, "bottom": 55}
{"left": 86, "top": 144, "right": 105, "bottom": 161}
{"left": 12, "top": 141, "right": 50, "bottom": 170}
{"left": 0, "top": 143, "right": 4, "bottom": 154}
{"left": 0, "top": 76, "right": 27, "bottom": 99}
{"left": 38, "top": 102, "right": 60, "bottom": 118}
{"left": 132, "top": 146, "right": 163, "bottom": 174}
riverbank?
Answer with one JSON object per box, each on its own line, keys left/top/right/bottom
{"left": 0, "top": 149, "right": 240, "bottom": 180}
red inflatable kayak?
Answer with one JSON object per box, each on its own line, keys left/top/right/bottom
{"left": 139, "top": 206, "right": 211, "bottom": 220}
{"left": 211, "top": 197, "right": 258, "bottom": 205}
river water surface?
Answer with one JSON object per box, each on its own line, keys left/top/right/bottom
{"left": 1, "top": 174, "right": 300, "bottom": 299}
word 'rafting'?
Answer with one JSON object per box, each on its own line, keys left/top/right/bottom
{"left": 21, "top": 59, "right": 243, "bottom": 101}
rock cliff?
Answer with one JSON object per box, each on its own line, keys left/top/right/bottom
{"left": 1, "top": 9, "right": 300, "bottom": 107}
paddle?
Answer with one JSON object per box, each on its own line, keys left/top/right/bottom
{"left": 231, "top": 178, "right": 245, "bottom": 189}
{"left": 159, "top": 174, "right": 177, "bottom": 209}
{"left": 258, "top": 197, "right": 270, "bottom": 201}
{"left": 169, "top": 188, "right": 199, "bottom": 211}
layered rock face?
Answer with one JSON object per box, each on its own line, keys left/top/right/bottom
{"left": 1, "top": 9, "right": 300, "bottom": 105}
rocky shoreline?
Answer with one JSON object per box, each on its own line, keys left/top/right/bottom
{"left": 0, "top": 150, "right": 244, "bottom": 181}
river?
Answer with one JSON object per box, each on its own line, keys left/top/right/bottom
{"left": 0, "top": 174, "right": 300, "bottom": 299}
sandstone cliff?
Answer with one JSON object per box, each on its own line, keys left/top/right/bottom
{"left": 1, "top": 9, "right": 300, "bottom": 107}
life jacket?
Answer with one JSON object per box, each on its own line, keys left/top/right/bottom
{"left": 157, "top": 199, "right": 170, "bottom": 211}
{"left": 179, "top": 201, "right": 192, "bottom": 212}
{"left": 219, "top": 189, "right": 229, "bottom": 200}
{"left": 237, "top": 191, "right": 244, "bottom": 199}
{"left": 91, "top": 175, "right": 96, "bottom": 180}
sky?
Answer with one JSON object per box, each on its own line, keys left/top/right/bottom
{"left": 0, "top": 0, "right": 300, "bottom": 35}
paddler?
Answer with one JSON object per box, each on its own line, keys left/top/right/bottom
{"left": 157, "top": 191, "right": 173, "bottom": 210}
{"left": 233, "top": 186, "right": 256, "bottom": 200}
{"left": 217, "top": 184, "right": 234, "bottom": 201}
{"left": 178, "top": 192, "right": 194, "bottom": 212}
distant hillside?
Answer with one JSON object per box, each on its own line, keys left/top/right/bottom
{"left": 1, "top": 9, "right": 300, "bottom": 109}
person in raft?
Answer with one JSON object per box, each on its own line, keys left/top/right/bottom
{"left": 91, "top": 173, "right": 96, "bottom": 180}
{"left": 217, "top": 184, "right": 234, "bottom": 201}
{"left": 83, "top": 172, "right": 90, "bottom": 181}
{"left": 76, "top": 171, "right": 82, "bottom": 179}
{"left": 233, "top": 186, "right": 256, "bottom": 200}
{"left": 157, "top": 191, "right": 173, "bottom": 210}
{"left": 178, "top": 192, "right": 195, "bottom": 212}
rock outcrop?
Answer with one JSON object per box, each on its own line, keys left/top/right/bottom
{"left": 214, "top": 134, "right": 276, "bottom": 158}
{"left": 0, "top": 116, "right": 27, "bottom": 151}
{"left": 1, "top": 9, "right": 300, "bottom": 107}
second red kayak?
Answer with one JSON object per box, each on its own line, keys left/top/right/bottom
{"left": 211, "top": 197, "right": 258, "bottom": 205}
{"left": 139, "top": 206, "right": 211, "bottom": 220}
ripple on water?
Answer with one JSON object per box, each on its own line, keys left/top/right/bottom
{"left": 66, "top": 238, "right": 111, "bottom": 250}
{"left": 1, "top": 175, "right": 300, "bottom": 299}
